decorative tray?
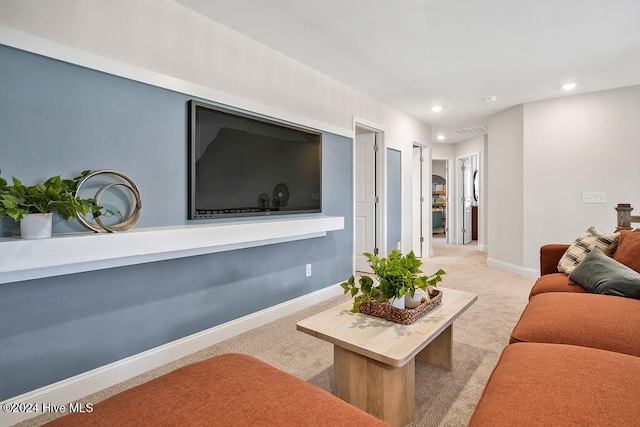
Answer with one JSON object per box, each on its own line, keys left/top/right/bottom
{"left": 356, "top": 289, "right": 442, "bottom": 325}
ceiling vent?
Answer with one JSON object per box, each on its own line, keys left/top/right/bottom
{"left": 450, "top": 126, "right": 488, "bottom": 136}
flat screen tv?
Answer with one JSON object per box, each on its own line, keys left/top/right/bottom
{"left": 188, "top": 100, "right": 322, "bottom": 219}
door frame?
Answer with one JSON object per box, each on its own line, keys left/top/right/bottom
{"left": 456, "top": 152, "right": 480, "bottom": 245}
{"left": 431, "top": 157, "right": 452, "bottom": 245}
{"left": 353, "top": 117, "right": 387, "bottom": 272}
{"left": 412, "top": 143, "right": 431, "bottom": 258}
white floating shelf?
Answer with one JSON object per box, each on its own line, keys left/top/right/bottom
{"left": 0, "top": 216, "right": 344, "bottom": 284}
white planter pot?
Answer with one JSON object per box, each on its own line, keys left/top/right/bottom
{"left": 20, "top": 213, "right": 53, "bottom": 239}
{"left": 405, "top": 289, "right": 429, "bottom": 309}
{"left": 390, "top": 296, "right": 405, "bottom": 310}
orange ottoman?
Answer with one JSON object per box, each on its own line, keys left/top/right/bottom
{"left": 510, "top": 292, "right": 640, "bottom": 356}
{"left": 45, "top": 353, "right": 389, "bottom": 427}
{"left": 469, "top": 342, "right": 640, "bottom": 426}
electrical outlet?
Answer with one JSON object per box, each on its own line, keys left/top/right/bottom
{"left": 305, "top": 263, "right": 312, "bottom": 277}
{"left": 582, "top": 192, "right": 606, "bottom": 204}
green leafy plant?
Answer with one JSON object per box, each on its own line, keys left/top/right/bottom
{"left": 0, "top": 169, "right": 110, "bottom": 222}
{"left": 340, "top": 250, "right": 445, "bottom": 312}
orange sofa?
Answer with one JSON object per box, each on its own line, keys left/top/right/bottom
{"left": 470, "top": 231, "right": 640, "bottom": 425}
{"left": 45, "top": 353, "right": 389, "bottom": 427}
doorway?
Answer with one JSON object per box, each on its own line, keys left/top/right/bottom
{"left": 432, "top": 159, "right": 449, "bottom": 243}
{"left": 457, "top": 154, "right": 479, "bottom": 245}
{"left": 354, "top": 122, "right": 386, "bottom": 273}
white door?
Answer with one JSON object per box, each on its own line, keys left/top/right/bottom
{"left": 412, "top": 146, "right": 423, "bottom": 257}
{"left": 461, "top": 157, "right": 473, "bottom": 244}
{"left": 355, "top": 133, "right": 376, "bottom": 272}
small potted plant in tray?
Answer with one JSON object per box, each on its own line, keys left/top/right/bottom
{"left": 0, "top": 169, "right": 108, "bottom": 239}
{"left": 340, "top": 250, "right": 445, "bottom": 322}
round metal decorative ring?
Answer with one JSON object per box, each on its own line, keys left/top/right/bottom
{"left": 94, "top": 182, "right": 142, "bottom": 233}
{"left": 74, "top": 170, "right": 142, "bottom": 233}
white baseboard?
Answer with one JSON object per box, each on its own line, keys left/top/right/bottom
{"left": 0, "top": 283, "right": 344, "bottom": 426}
{"left": 487, "top": 257, "right": 539, "bottom": 278}
{"left": 478, "top": 244, "right": 488, "bottom": 252}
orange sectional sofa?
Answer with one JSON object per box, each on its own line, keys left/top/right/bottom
{"left": 470, "top": 230, "right": 640, "bottom": 425}
{"left": 45, "top": 353, "right": 389, "bottom": 427}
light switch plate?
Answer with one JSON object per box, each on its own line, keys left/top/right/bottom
{"left": 582, "top": 192, "right": 606, "bottom": 204}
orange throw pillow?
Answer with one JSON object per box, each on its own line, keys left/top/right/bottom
{"left": 614, "top": 230, "right": 640, "bottom": 273}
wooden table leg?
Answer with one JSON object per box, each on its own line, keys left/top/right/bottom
{"left": 333, "top": 345, "right": 415, "bottom": 427}
{"left": 416, "top": 324, "right": 453, "bottom": 370}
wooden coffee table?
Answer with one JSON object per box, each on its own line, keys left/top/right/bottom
{"left": 296, "top": 287, "right": 477, "bottom": 427}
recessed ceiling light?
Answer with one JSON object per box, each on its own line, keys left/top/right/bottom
{"left": 431, "top": 105, "right": 443, "bottom": 112}
{"left": 483, "top": 96, "right": 497, "bottom": 103}
{"left": 562, "top": 82, "right": 577, "bottom": 91}
{"left": 437, "top": 135, "right": 445, "bottom": 141}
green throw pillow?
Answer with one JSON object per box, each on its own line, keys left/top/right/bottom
{"left": 569, "top": 247, "right": 640, "bottom": 299}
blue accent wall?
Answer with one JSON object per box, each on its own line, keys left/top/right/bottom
{"left": 387, "top": 148, "right": 402, "bottom": 253}
{"left": 0, "top": 45, "right": 353, "bottom": 399}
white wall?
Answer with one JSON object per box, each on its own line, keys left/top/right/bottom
{"left": 432, "top": 160, "right": 447, "bottom": 179}
{"left": 523, "top": 85, "right": 640, "bottom": 268}
{"left": 482, "top": 135, "right": 489, "bottom": 249}
{"left": 0, "top": 0, "right": 432, "bottom": 257}
{"left": 488, "top": 85, "right": 640, "bottom": 276}
{"left": 455, "top": 135, "right": 484, "bottom": 161}
{"left": 432, "top": 143, "right": 455, "bottom": 159}
{"left": 487, "top": 104, "right": 525, "bottom": 272}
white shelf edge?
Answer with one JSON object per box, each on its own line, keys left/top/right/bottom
{"left": 0, "top": 216, "right": 344, "bottom": 284}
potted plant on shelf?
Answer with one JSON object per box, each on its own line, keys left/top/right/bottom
{"left": 0, "top": 169, "right": 107, "bottom": 239}
{"left": 340, "top": 250, "right": 445, "bottom": 312}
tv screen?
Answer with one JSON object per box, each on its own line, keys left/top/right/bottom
{"left": 188, "top": 100, "right": 322, "bottom": 219}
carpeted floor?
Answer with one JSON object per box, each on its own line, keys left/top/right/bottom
{"left": 21, "top": 240, "right": 534, "bottom": 426}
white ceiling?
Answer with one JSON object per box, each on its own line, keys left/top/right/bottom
{"left": 176, "top": 0, "right": 640, "bottom": 143}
